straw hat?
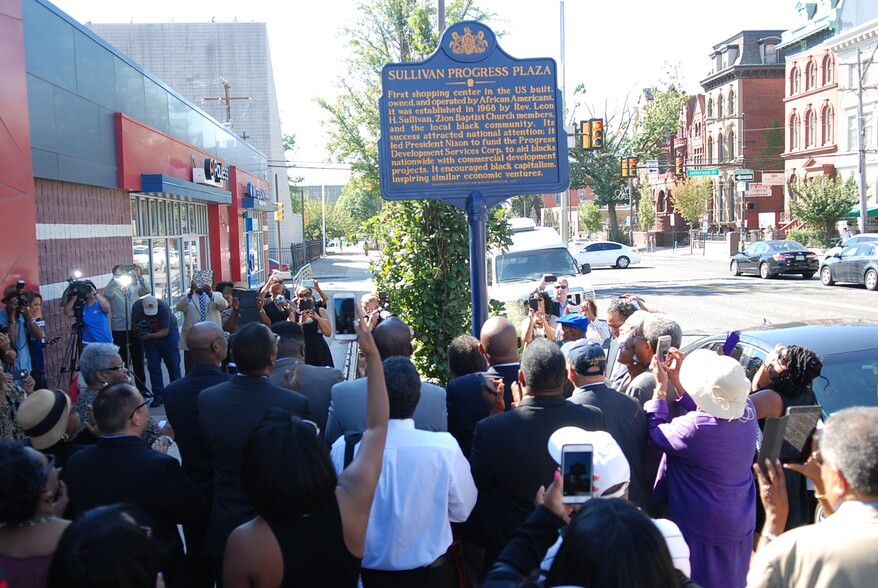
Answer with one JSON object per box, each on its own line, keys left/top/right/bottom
{"left": 16, "top": 389, "right": 72, "bottom": 450}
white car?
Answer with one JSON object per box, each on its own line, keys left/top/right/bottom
{"left": 572, "top": 241, "right": 641, "bottom": 269}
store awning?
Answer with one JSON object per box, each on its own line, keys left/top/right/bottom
{"left": 842, "top": 203, "right": 878, "bottom": 219}
{"left": 140, "top": 174, "right": 232, "bottom": 205}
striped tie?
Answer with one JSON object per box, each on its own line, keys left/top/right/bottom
{"left": 199, "top": 292, "right": 207, "bottom": 321}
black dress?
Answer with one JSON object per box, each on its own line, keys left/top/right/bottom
{"left": 297, "top": 310, "right": 334, "bottom": 368}
{"left": 266, "top": 494, "right": 361, "bottom": 587}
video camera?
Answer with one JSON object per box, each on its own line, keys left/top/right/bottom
{"left": 63, "top": 272, "right": 95, "bottom": 317}
{"left": 13, "top": 280, "right": 28, "bottom": 308}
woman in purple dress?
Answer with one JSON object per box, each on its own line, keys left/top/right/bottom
{"left": 645, "top": 349, "right": 758, "bottom": 588}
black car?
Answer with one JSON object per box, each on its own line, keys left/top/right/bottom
{"left": 681, "top": 319, "right": 878, "bottom": 417}
{"left": 819, "top": 241, "right": 878, "bottom": 291}
{"left": 730, "top": 240, "right": 819, "bottom": 279}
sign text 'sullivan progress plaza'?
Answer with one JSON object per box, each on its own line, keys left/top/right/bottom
{"left": 378, "top": 21, "right": 569, "bottom": 210}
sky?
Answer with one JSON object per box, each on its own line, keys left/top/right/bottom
{"left": 51, "top": 0, "right": 800, "bottom": 185}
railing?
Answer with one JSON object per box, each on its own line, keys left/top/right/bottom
{"left": 268, "top": 240, "right": 323, "bottom": 273}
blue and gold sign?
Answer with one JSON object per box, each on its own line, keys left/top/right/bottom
{"left": 378, "top": 21, "right": 570, "bottom": 210}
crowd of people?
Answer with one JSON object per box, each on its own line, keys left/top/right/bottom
{"left": 1, "top": 272, "right": 877, "bottom": 588}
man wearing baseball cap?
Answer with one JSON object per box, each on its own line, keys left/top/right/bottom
{"left": 562, "top": 339, "right": 652, "bottom": 513}
{"left": 131, "top": 294, "right": 180, "bottom": 407}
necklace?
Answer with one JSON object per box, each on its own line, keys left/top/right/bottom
{"left": 15, "top": 515, "right": 56, "bottom": 528}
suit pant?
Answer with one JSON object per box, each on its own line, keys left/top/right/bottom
{"left": 361, "top": 555, "right": 457, "bottom": 588}
{"left": 143, "top": 336, "right": 181, "bottom": 398}
{"left": 113, "top": 329, "right": 147, "bottom": 392}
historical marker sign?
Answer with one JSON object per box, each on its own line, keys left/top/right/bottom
{"left": 377, "top": 21, "right": 569, "bottom": 210}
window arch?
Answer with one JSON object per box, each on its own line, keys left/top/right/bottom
{"left": 728, "top": 130, "right": 736, "bottom": 160}
{"left": 790, "top": 67, "right": 801, "bottom": 94}
{"left": 790, "top": 113, "right": 800, "bottom": 150}
{"left": 823, "top": 55, "right": 834, "bottom": 85}
{"left": 718, "top": 131, "right": 725, "bottom": 162}
{"left": 718, "top": 92, "right": 725, "bottom": 117}
{"left": 806, "top": 61, "right": 817, "bottom": 89}
{"left": 822, "top": 105, "right": 834, "bottom": 145}
{"left": 707, "top": 98, "right": 714, "bottom": 118}
{"left": 805, "top": 109, "right": 816, "bottom": 148}
{"left": 728, "top": 90, "right": 736, "bottom": 115}
{"left": 708, "top": 136, "right": 714, "bottom": 164}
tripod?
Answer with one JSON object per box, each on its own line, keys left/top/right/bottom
{"left": 120, "top": 287, "right": 151, "bottom": 396}
{"left": 60, "top": 302, "right": 85, "bottom": 387}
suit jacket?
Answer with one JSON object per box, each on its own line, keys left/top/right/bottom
{"left": 270, "top": 356, "right": 342, "bottom": 433}
{"left": 163, "top": 363, "right": 231, "bottom": 496}
{"left": 445, "top": 363, "right": 519, "bottom": 458}
{"left": 175, "top": 292, "right": 228, "bottom": 350}
{"left": 746, "top": 501, "right": 878, "bottom": 588}
{"left": 65, "top": 436, "right": 208, "bottom": 587}
{"left": 568, "top": 382, "right": 651, "bottom": 510}
{"left": 468, "top": 395, "right": 604, "bottom": 567}
{"left": 325, "top": 377, "right": 447, "bottom": 444}
{"left": 198, "top": 374, "right": 309, "bottom": 556}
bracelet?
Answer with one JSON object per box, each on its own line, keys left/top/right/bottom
{"left": 160, "top": 435, "right": 174, "bottom": 445}
{"left": 761, "top": 531, "right": 778, "bottom": 542}
{"left": 814, "top": 493, "right": 826, "bottom": 501}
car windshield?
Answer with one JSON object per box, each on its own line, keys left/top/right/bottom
{"left": 813, "top": 349, "right": 878, "bottom": 416}
{"left": 496, "top": 249, "right": 580, "bottom": 282}
{"left": 771, "top": 241, "right": 806, "bottom": 252}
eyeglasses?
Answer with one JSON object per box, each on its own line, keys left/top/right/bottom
{"left": 128, "top": 398, "right": 150, "bottom": 421}
{"left": 297, "top": 292, "right": 313, "bottom": 299}
{"left": 302, "top": 419, "right": 320, "bottom": 436}
{"left": 556, "top": 285, "right": 568, "bottom": 290}
{"left": 104, "top": 363, "right": 128, "bottom": 372}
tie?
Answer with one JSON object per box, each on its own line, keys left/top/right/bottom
{"left": 199, "top": 292, "right": 207, "bottom": 321}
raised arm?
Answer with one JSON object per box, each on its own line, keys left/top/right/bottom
{"left": 335, "top": 304, "right": 388, "bottom": 557}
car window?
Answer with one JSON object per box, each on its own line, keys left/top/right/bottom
{"left": 585, "top": 244, "right": 601, "bottom": 252}
{"left": 814, "top": 350, "right": 878, "bottom": 416}
{"left": 862, "top": 244, "right": 877, "bottom": 256}
{"left": 607, "top": 243, "right": 622, "bottom": 251}
{"left": 752, "top": 243, "right": 768, "bottom": 255}
{"left": 841, "top": 245, "right": 859, "bottom": 257}
{"left": 744, "top": 346, "right": 766, "bottom": 382}
{"left": 495, "top": 249, "right": 580, "bottom": 282}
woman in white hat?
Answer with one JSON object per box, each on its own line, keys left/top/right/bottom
{"left": 646, "top": 348, "right": 758, "bottom": 588}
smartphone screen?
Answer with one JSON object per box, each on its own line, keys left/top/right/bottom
{"left": 561, "top": 444, "right": 593, "bottom": 503}
{"left": 301, "top": 279, "right": 315, "bottom": 287}
{"left": 297, "top": 298, "right": 314, "bottom": 312}
{"left": 528, "top": 298, "right": 540, "bottom": 312}
{"left": 333, "top": 292, "right": 357, "bottom": 340}
{"left": 657, "top": 335, "right": 672, "bottom": 363}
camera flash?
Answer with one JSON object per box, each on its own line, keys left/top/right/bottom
{"left": 117, "top": 275, "right": 132, "bottom": 287}
{"left": 72, "top": 270, "right": 82, "bottom": 279}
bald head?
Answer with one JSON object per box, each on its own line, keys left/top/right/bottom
{"left": 480, "top": 316, "right": 520, "bottom": 365}
{"left": 373, "top": 317, "right": 413, "bottom": 360}
{"left": 187, "top": 321, "right": 226, "bottom": 366}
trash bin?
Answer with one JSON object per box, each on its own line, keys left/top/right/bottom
{"left": 727, "top": 232, "right": 740, "bottom": 256}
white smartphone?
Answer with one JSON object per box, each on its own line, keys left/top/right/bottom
{"left": 333, "top": 292, "right": 358, "bottom": 341}
{"left": 561, "top": 443, "right": 594, "bottom": 503}
{"left": 657, "top": 335, "right": 672, "bottom": 363}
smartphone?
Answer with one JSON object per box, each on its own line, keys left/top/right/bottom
{"left": 297, "top": 298, "right": 314, "bottom": 312}
{"left": 477, "top": 372, "right": 498, "bottom": 396}
{"left": 543, "top": 274, "right": 557, "bottom": 283}
{"left": 657, "top": 335, "right": 672, "bottom": 363}
{"left": 120, "top": 263, "right": 137, "bottom": 273}
{"left": 561, "top": 444, "right": 593, "bottom": 503}
{"left": 301, "top": 279, "right": 315, "bottom": 287}
{"left": 333, "top": 292, "right": 357, "bottom": 341}
{"left": 528, "top": 298, "right": 540, "bottom": 312}
{"left": 11, "top": 368, "right": 29, "bottom": 380}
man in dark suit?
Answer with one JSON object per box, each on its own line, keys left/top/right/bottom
{"left": 269, "top": 320, "right": 342, "bottom": 433}
{"left": 163, "top": 321, "right": 231, "bottom": 588}
{"left": 563, "top": 339, "right": 651, "bottom": 512}
{"left": 198, "top": 323, "right": 309, "bottom": 575}
{"left": 325, "top": 317, "right": 446, "bottom": 444}
{"left": 65, "top": 382, "right": 208, "bottom": 588}
{"left": 446, "top": 316, "right": 520, "bottom": 458}
{"left": 468, "top": 339, "right": 605, "bottom": 573}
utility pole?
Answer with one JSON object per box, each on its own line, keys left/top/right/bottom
{"left": 559, "top": 1, "right": 569, "bottom": 241}
{"left": 856, "top": 49, "right": 868, "bottom": 233}
{"left": 202, "top": 77, "right": 250, "bottom": 129}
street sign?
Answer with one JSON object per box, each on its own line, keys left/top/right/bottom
{"left": 646, "top": 159, "right": 659, "bottom": 175}
{"left": 761, "top": 172, "right": 785, "bottom": 186}
{"left": 745, "top": 183, "right": 772, "bottom": 197}
{"left": 686, "top": 168, "right": 719, "bottom": 177}
{"left": 734, "top": 168, "right": 755, "bottom": 181}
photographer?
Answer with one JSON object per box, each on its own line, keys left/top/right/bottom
{"left": 176, "top": 279, "right": 228, "bottom": 373}
{"left": 361, "top": 293, "right": 390, "bottom": 332}
{"left": 258, "top": 271, "right": 294, "bottom": 324}
{"left": 521, "top": 289, "right": 558, "bottom": 347}
{"left": 131, "top": 295, "right": 181, "bottom": 408}
{"left": 24, "top": 291, "right": 51, "bottom": 389}
{"left": 1, "top": 283, "right": 44, "bottom": 382}
{"left": 105, "top": 264, "right": 151, "bottom": 393}
{"left": 63, "top": 280, "right": 112, "bottom": 345}
{"left": 293, "top": 285, "right": 334, "bottom": 367}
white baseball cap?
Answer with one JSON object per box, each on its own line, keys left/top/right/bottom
{"left": 142, "top": 295, "right": 158, "bottom": 316}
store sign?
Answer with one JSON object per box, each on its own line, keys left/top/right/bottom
{"left": 746, "top": 183, "right": 772, "bottom": 197}
{"left": 761, "top": 172, "right": 785, "bottom": 186}
{"left": 192, "top": 157, "right": 229, "bottom": 187}
{"left": 246, "top": 182, "right": 268, "bottom": 201}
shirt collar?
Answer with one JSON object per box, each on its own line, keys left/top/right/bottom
{"left": 388, "top": 419, "right": 415, "bottom": 430}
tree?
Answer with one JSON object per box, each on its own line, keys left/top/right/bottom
{"left": 790, "top": 175, "right": 858, "bottom": 245}
{"left": 760, "top": 116, "right": 784, "bottom": 170}
{"left": 628, "top": 68, "right": 689, "bottom": 160}
{"left": 509, "top": 194, "right": 543, "bottom": 221}
{"left": 318, "top": 0, "right": 509, "bottom": 382}
{"left": 578, "top": 201, "right": 603, "bottom": 236}
{"left": 638, "top": 175, "right": 656, "bottom": 232}
{"left": 282, "top": 133, "right": 297, "bottom": 154}
{"left": 335, "top": 176, "right": 381, "bottom": 226}
{"left": 303, "top": 198, "right": 358, "bottom": 241}
{"left": 670, "top": 178, "right": 713, "bottom": 226}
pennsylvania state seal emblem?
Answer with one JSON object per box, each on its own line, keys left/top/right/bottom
{"left": 449, "top": 26, "right": 488, "bottom": 55}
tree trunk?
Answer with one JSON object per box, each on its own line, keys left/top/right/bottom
{"left": 607, "top": 203, "right": 620, "bottom": 240}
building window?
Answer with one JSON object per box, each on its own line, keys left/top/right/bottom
{"left": 718, "top": 132, "right": 725, "bottom": 162}
{"left": 791, "top": 67, "right": 801, "bottom": 94}
{"left": 806, "top": 110, "right": 816, "bottom": 148}
{"left": 848, "top": 114, "right": 857, "bottom": 151}
{"left": 822, "top": 106, "right": 833, "bottom": 145}
{"left": 823, "top": 55, "right": 833, "bottom": 84}
{"left": 708, "top": 98, "right": 714, "bottom": 118}
{"left": 728, "top": 91, "right": 736, "bottom": 115}
{"left": 790, "top": 114, "right": 801, "bottom": 150}
{"left": 718, "top": 93, "right": 725, "bottom": 118}
{"left": 717, "top": 180, "right": 725, "bottom": 223}
{"left": 806, "top": 61, "right": 816, "bottom": 90}
{"left": 728, "top": 130, "right": 736, "bottom": 160}
{"left": 708, "top": 136, "right": 714, "bottom": 164}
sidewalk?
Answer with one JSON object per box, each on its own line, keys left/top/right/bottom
{"left": 643, "top": 241, "right": 731, "bottom": 260}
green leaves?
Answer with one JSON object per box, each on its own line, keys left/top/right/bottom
{"left": 670, "top": 178, "right": 713, "bottom": 226}
{"left": 790, "top": 175, "right": 858, "bottom": 246}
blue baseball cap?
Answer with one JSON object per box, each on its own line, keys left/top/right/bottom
{"left": 562, "top": 338, "right": 607, "bottom": 376}
{"left": 555, "top": 313, "right": 590, "bottom": 333}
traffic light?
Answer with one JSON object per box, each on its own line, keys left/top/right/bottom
{"left": 274, "top": 202, "right": 284, "bottom": 221}
{"left": 591, "top": 118, "right": 604, "bottom": 149}
{"left": 627, "top": 157, "right": 638, "bottom": 178}
{"left": 675, "top": 156, "right": 684, "bottom": 178}
{"left": 621, "top": 157, "right": 629, "bottom": 178}
{"left": 580, "top": 120, "right": 592, "bottom": 150}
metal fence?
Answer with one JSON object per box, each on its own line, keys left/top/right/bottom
{"left": 268, "top": 240, "right": 324, "bottom": 272}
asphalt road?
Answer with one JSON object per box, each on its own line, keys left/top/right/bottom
{"left": 590, "top": 250, "right": 878, "bottom": 346}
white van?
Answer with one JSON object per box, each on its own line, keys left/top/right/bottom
{"left": 487, "top": 220, "right": 594, "bottom": 307}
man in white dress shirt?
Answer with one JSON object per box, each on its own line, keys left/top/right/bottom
{"left": 331, "top": 356, "right": 476, "bottom": 587}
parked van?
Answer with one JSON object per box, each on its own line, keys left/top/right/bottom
{"left": 487, "top": 220, "right": 594, "bottom": 307}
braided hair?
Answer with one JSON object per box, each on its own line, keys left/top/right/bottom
{"left": 769, "top": 345, "right": 823, "bottom": 398}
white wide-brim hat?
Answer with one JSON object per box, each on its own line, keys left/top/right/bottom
{"left": 679, "top": 349, "right": 750, "bottom": 420}
{"left": 547, "top": 427, "right": 630, "bottom": 499}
